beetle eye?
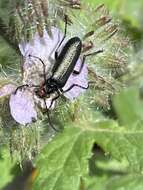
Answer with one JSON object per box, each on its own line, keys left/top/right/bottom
{"left": 34, "top": 88, "right": 45, "bottom": 98}
{"left": 34, "top": 89, "right": 39, "bottom": 94}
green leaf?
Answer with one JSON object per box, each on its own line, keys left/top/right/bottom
{"left": 34, "top": 115, "right": 143, "bottom": 189}
{"left": 107, "top": 174, "right": 143, "bottom": 190}
{"left": 84, "top": 174, "right": 143, "bottom": 190}
{"left": 113, "top": 88, "right": 143, "bottom": 126}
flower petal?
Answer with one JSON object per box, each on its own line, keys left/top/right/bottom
{"left": 19, "top": 27, "right": 64, "bottom": 61}
{"left": 9, "top": 89, "right": 37, "bottom": 125}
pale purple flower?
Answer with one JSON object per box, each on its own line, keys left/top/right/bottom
{"left": 8, "top": 27, "right": 88, "bottom": 125}
{"left": 9, "top": 89, "right": 37, "bottom": 125}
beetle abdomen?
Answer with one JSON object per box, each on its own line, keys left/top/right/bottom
{"left": 52, "top": 37, "right": 82, "bottom": 87}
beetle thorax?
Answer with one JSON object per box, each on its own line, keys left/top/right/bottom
{"left": 45, "top": 79, "right": 58, "bottom": 94}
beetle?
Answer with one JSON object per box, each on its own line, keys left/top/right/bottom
{"left": 29, "top": 37, "right": 88, "bottom": 104}
{"left": 29, "top": 16, "right": 103, "bottom": 107}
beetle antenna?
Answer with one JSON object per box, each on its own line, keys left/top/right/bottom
{"left": 29, "top": 54, "right": 47, "bottom": 84}
{"left": 54, "top": 15, "right": 68, "bottom": 59}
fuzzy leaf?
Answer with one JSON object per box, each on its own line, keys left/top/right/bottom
{"left": 113, "top": 88, "right": 143, "bottom": 126}
{"left": 84, "top": 174, "right": 143, "bottom": 190}
{"left": 34, "top": 114, "right": 143, "bottom": 189}
{"left": 106, "top": 174, "right": 143, "bottom": 190}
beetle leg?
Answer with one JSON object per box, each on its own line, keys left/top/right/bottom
{"left": 62, "top": 80, "right": 109, "bottom": 94}
{"left": 73, "top": 49, "right": 103, "bottom": 75}
{"left": 14, "top": 84, "right": 29, "bottom": 94}
{"left": 43, "top": 98, "right": 59, "bottom": 132}
{"left": 14, "top": 84, "right": 40, "bottom": 95}
{"left": 73, "top": 56, "right": 85, "bottom": 75}
{"left": 62, "top": 83, "right": 89, "bottom": 93}
{"left": 83, "top": 49, "right": 104, "bottom": 57}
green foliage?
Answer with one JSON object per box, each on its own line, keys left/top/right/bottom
{"left": 83, "top": 0, "right": 143, "bottom": 29}
{"left": 0, "top": 148, "right": 16, "bottom": 189}
{"left": 0, "top": 36, "right": 19, "bottom": 71}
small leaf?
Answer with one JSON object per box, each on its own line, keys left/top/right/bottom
{"left": 34, "top": 127, "right": 94, "bottom": 190}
